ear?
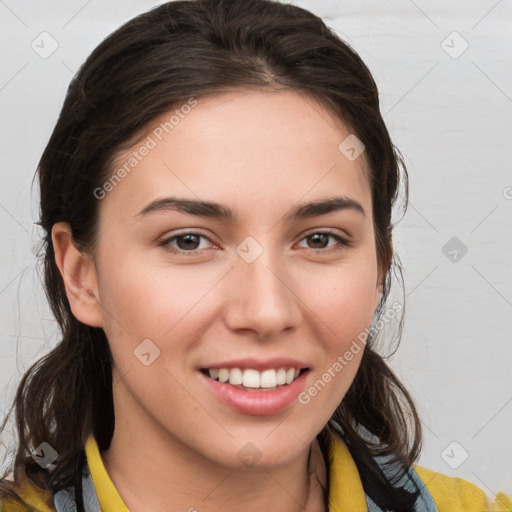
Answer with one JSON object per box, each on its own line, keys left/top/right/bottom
{"left": 52, "top": 222, "right": 104, "bottom": 328}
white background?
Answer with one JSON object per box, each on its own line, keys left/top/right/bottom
{"left": 0, "top": 0, "right": 511, "bottom": 500}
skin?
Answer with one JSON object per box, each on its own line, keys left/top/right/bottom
{"left": 53, "top": 89, "right": 385, "bottom": 512}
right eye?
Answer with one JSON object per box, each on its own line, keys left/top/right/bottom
{"left": 159, "top": 231, "right": 217, "bottom": 256}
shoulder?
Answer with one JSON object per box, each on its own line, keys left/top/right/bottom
{"left": 0, "top": 478, "right": 55, "bottom": 512}
{"left": 412, "top": 465, "right": 512, "bottom": 512}
{"left": 326, "top": 425, "right": 511, "bottom": 512}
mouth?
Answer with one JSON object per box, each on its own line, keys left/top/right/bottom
{"left": 198, "top": 365, "right": 311, "bottom": 415}
{"left": 199, "top": 367, "right": 309, "bottom": 392}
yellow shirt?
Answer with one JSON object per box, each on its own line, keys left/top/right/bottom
{"left": 3, "top": 433, "right": 511, "bottom": 511}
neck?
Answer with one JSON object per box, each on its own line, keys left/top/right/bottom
{"left": 101, "top": 392, "right": 328, "bottom": 512}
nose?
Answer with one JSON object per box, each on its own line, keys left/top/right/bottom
{"left": 223, "top": 245, "right": 302, "bottom": 340}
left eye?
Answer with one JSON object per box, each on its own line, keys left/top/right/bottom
{"left": 297, "top": 232, "right": 348, "bottom": 251}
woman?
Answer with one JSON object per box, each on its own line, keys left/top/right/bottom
{"left": 0, "top": 1, "right": 509, "bottom": 511}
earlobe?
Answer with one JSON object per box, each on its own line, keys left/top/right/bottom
{"left": 51, "top": 222, "right": 104, "bottom": 328}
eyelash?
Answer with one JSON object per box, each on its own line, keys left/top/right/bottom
{"left": 159, "top": 229, "right": 352, "bottom": 256}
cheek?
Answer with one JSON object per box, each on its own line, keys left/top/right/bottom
{"left": 301, "top": 261, "right": 379, "bottom": 335}
{"left": 295, "top": 261, "right": 378, "bottom": 401}
{"left": 97, "top": 250, "right": 175, "bottom": 322}
{"left": 94, "top": 252, "right": 221, "bottom": 367}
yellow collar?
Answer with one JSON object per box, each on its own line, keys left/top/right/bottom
{"left": 84, "top": 432, "right": 367, "bottom": 512}
{"left": 85, "top": 435, "right": 129, "bottom": 512}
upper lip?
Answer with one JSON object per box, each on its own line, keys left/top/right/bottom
{"left": 200, "top": 357, "right": 309, "bottom": 372}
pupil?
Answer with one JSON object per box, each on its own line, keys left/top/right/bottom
{"left": 309, "top": 233, "right": 328, "bottom": 249}
{"left": 178, "top": 234, "right": 200, "bottom": 250}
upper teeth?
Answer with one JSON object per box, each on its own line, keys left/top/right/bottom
{"left": 208, "top": 368, "right": 301, "bottom": 388}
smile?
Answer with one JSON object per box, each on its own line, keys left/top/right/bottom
{"left": 201, "top": 367, "right": 304, "bottom": 390}
{"left": 199, "top": 366, "right": 310, "bottom": 415}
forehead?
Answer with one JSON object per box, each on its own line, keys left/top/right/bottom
{"left": 103, "top": 89, "right": 372, "bottom": 223}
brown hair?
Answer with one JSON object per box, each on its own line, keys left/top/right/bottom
{"left": 0, "top": 1, "right": 422, "bottom": 510}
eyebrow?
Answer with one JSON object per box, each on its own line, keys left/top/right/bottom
{"left": 135, "top": 195, "right": 365, "bottom": 221}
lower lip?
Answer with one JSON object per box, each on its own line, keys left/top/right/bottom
{"left": 199, "top": 370, "right": 309, "bottom": 416}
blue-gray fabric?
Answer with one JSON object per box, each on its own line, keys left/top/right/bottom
{"left": 53, "top": 454, "right": 439, "bottom": 512}
{"left": 53, "top": 469, "right": 101, "bottom": 512}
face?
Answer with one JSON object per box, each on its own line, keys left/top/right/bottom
{"left": 88, "top": 89, "right": 383, "bottom": 469}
